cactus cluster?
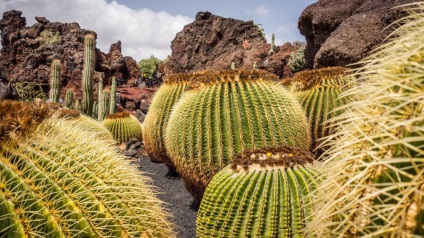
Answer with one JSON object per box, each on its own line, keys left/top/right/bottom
{"left": 103, "top": 111, "right": 143, "bottom": 144}
{"left": 0, "top": 100, "right": 175, "bottom": 237}
{"left": 306, "top": 3, "right": 424, "bottom": 237}
{"left": 284, "top": 66, "right": 354, "bottom": 154}
{"left": 197, "top": 146, "right": 317, "bottom": 237}
{"left": 165, "top": 69, "right": 311, "bottom": 201}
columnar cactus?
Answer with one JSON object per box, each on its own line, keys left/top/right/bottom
{"left": 103, "top": 111, "right": 143, "bottom": 144}
{"left": 142, "top": 74, "right": 188, "bottom": 170}
{"left": 100, "top": 89, "right": 110, "bottom": 121}
{"left": 74, "top": 98, "right": 82, "bottom": 112}
{"left": 109, "top": 76, "right": 117, "bottom": 114}
{"left": 269, "top": 33, "right": 275, "bottom": 53}
{"left": 284, "top": 66, "right": 354, "bottom": 154}
{"left": 197, "top": 146, "right": 317, "bottom": 237}
{"left": 307, "top": 4, "right": 424, "bottom": 237}
{"left": 165, "top": 69, "right": 311, "bottom": 201}
{"left": 97, "top": 75, "right": 104, "bottom": 122}
{"left": 92, "top": 100, "right": 98, "bottom": 118}
{"left": 0, "top": 100, "right": 175, "bottom": 237}
{"left": 82, "top": 34, "right": 95, "bottom": 116}
{"left": 49, "top": 59, "right": 61, "bottom": 103}
{"left": 62, "top": 88, "right": 74, "bottom": 109}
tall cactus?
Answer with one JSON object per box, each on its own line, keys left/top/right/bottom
{"left": 103, "top": 111, "right": 143, "bottom": 144}
{"left": 97, "top": 75, "right": 104, "bottom": 122}
{"left": 109, "top": 76, "right": 117, "bottom": 114}
{"left": 0, "top": 100, "right": 175, "bottom": 237}
{"left": 100, "top": 89, "right": 110, "bottom": 121}
{"left": 142, "top": 74, "right": 188, "bottom": 172}
{"left": 269, "top": 33, "right": 275, "bottom": 53}
{"left": 197, "top": 146, "right": 317, "bottom": 237}
{"left": 49, "top": 59, "right": 61, "bottom": 103}
{"left": 306, "top": 3, "right": 424, "bottom": 237}
{"left": 284, "top": 66, "right": 354, "bottom": 155}
{"left": 62, "top": 88, "right": 74, "bottom": 109}
{"left": 82, "top": 34, "right": 95, "bottom": 116}
{"left": 165, "top": 69, "right": 311, "bottom": 201}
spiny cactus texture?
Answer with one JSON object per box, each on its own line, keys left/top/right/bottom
{"left": 165, "top": 69, "right": 311, "bottom": 201}
{"left": 306, "top": 3, "right": 424, "bottom": 237}
{"left": 62, "top": 88, "right": 74, "bottom": 109}
{"left": 197, "top": 146, "right": 317, "bottom": 237}
{"left": 109, "top": 76, "right": 117, "bottom": 114}
{"left": 100, "top": 89, "right": 110, "bottom": 121}
{"left": 0, "top": 100, "right": 175, "bottom": 237}
{"left": 103, "top": 111, "right": 143, "bottom": 144}
{"left": 77, "top": 114, "right": 114, "bottom": 141}
{"left": 49, "top": 59, "right": 61, "bottom": 103}
{"left": 284, "top": 66, "right": 354, "bottom": 154}
{"left": 142, "top": 74, "right": 188, "bottom": 168}
{"left": 82, "top": 34, "right": 95, "bottom": 116}
{"left": 97, "top": 75, "right": 104, "bottom": 122}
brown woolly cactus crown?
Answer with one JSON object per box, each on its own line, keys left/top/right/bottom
{"left": 164, "top": 69, "right": 279, "bottom": 89}
{"left": 230, "top": 146, "right": 315, "bottom": 172}
{"left": 0, "top": 100, "right": 79, "bottom": 140}
{"left": 104, "top": 111, "right": 130, "bottom": 119}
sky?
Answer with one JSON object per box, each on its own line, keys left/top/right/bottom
{"left": 1, "top": 0, "right": 316, "bottom": 62}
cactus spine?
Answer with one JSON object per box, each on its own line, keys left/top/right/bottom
{"left": 0, "top": 100, "right": 175, "bottom": 237}
{"left": 82, "top": 34, "right": 95, "bottom": 116}
{"left": 62, "top": 88, "right": 74, "bottom": 109}
{"left": 142, "top": 75, "right": 187, "bottom": 170}
{"left": 49, "top": 59, "right": 61, "bottom": 103}
{"left": 109, "top": 76, "right": 117, "bottom": 114}
{"left": 306, "top": 4, "right": 424, "bottom": 237}
{"left": 103, "top": 111, "right": 143, "bottom": 144}
{"left": 97, "top": 75, "right": 104, "bottom": 121}
{"left": 197, "top": 146, "right": 317, "bottom": 237}
{"left": 165, "top": 69, "right": 311, "bottom": 201}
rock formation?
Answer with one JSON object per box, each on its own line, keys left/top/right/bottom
{"left": 0, "top": 10, "right": 140, "bottom": 99}
{"left": 298, "top": 0, "right": 416, "bottom": 68}
{"left": 162, "top": 11, "right": 297, "bottom": 79}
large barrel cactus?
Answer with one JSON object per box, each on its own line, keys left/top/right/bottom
{"left": 0, "top": 100, "right": 175, "bottom": 237}
{"left": 165, "top": 69, "right": 311, "bottom": 201}
{"left": 306, "top": 4, "right": 424, "bottom": 237}
{"left": 142, "top": 74, "right": 188, "bottom": 170}
{"left": 284, "top": 66, "right": 354, "bottom": 154}
{"left": 197, "top": 146, "right": 317, "bottom": 237}
{"left": 102, "top": 111, "right": 143, "bottom": 144}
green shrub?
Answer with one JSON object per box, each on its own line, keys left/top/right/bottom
{"left": 288, "top": 43, "right": 307, "bottom": 72}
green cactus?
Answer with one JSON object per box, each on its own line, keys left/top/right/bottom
{"left": 62, "top": 88, "right": 74, "bottom": 109}
{"left": 49, "top": 59, "right": 61, "bottom": 103}
{"left": 142, "top": 74, "right": 188, "bottom": 170}
{"left": 231, "top": 61, "right": 235, "bottom": 70}
{"left": 92, "top": 100, "right": 98, "bottom": 118}
{"left": 284, "top": 66, "right": 354, "bottom": 155}
{"left": 306, "top": 4, "right": 424, "bottom": 237}
{"left": 100, "top": 89, "right": 110, "bottom": 121}
{"left": 75, "top": 98, "right": 82, "bottom": 112}
{"left": 165, "top": 69, "right": 311, "bottom": 201}
{"left": 109, "top": 76, "right": 117, "bottom": 114}
{"left": 82, "top": 34, "right": 95, "bottom": 116}
{"left": 97, "top": 75, "right": 104, "bottom": 122}
{"left": 102, "top": 111, "right": 143, "bottom": 144}
{"left": 77, "top": 114, "right": 113, "bottom": 141}
{"left": 197, "top": 146, "right": 317, "bottom": 237}
{"left": 269, "top": 33, "right": 275, "bottom": 53}
{"left": 0, "top": 100, "right": 175, "bottom": 237}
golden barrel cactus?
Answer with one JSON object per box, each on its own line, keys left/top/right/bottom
{"left": 102, "top": 111, "right": 143, "bottom": 144}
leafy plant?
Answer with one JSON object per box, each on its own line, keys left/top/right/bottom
{"left": 14, "top": 81, "right": 47, "bottom": 101}
{"left": 138, "top": 55, "right": 166, "bottom": 79}
{"left": 288, "top": 42, "right": 308, "bottom": 72}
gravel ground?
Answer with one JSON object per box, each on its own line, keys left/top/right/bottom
{"left": 137, "top": 156, "right": 198, "bottom": 238}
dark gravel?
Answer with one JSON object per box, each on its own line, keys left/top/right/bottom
{"left": 137, "top": 156, "right": 197, "bottom": 238}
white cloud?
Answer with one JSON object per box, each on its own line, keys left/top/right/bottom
{"left": 254, "top": 5, "right": 269, "bottom": 18}
{"left": 0, "top": 0, "right": 193, "bottom": 61}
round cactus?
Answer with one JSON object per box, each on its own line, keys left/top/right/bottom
{"left": 0, "top": 100, "right": 175, "bottom": 237}
{"left": 165, "top": 69, "right": 311, "bottom": 201}
{"left": 197, "top": 146, "right": 317, "bottom": 237}
{"left": 284, "top": 66, "right": 354, "bottom": 155}
{"left": 142, "top": 74, "right": 188, "bottom": 169}
{"left": 102, "top": 111, "right": 143, "bottom": 144}
{"left": 306, "top": 4, "right": 424, "bottom": 237}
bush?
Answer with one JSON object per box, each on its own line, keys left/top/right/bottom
{"left": 138, "top": 55, "right": 166, "bottom": 79}
{"left": 288, "top": 42, "right": 308, "bottom": 72}
{"left": 37, "top": 30, "right": 62, "bottom": 47}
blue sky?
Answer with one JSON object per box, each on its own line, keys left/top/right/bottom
{"left": 1, "top": 0, "right": 316, "bottom": 61}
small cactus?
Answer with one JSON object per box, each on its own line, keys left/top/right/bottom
{"left": 165, "top": 69, "right": 311, "bottom": 201}
{"left": 62, "top": 88, "right": 74, "bottom": 109}
{"left": 49, "top": 59, "right": 61, "bottom": 103}
{"left": 100, "top": 89, "right": 110, "bottom": 120}
{"left": 82, "top": 34, "right": 95, "bottom": 116}
{"left": 306, "top": 4, "right": 424, "bottom": 237}
{"left": 197, "top": 146, "right": 317, "bottom": 237}
{"left": 103, "top": 111, "right": 143, "bottom": 144}
{"left": 109, "top": 76, "right": 117, "bottom": 114}
{"left": 97, "top": 75, "right": 104, "bottom": 122}
{"left": 142, "top": 74, "right": 188, "bottom": 170}
{"left": 0, "top": 100, "right": 175, "bottom": 237}
{"left": 269, "top": 33, "right": 275, "bottom": 53}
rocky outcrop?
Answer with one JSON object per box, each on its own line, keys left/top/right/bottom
{"left": 163, "top": 11, "right": 297, "bottom": 79}
{"left": 298, "top": 0, "right": 415, "bottom": 68}
{"left": 0, "top": 10, "right": 140, "bottom": 99}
